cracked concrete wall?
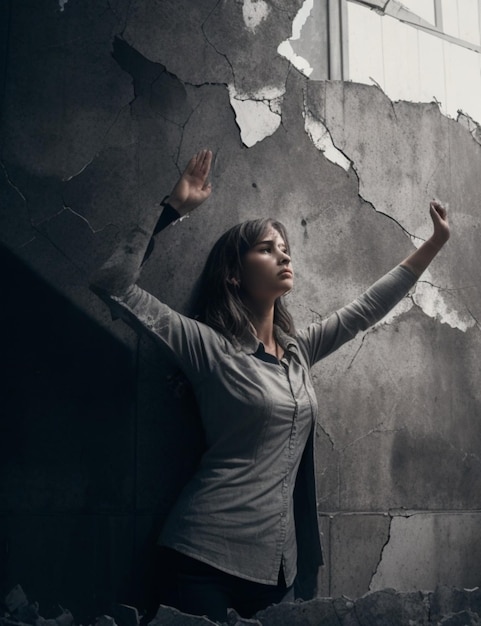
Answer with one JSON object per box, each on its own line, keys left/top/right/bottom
{"left": 1, "top": 0, "right": 481, "bottom": 616}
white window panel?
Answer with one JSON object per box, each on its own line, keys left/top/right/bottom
{"left": 347, "top": 2, "right": 385, "bottom": 88}
{"left": 344, "top": 0, "right": 481, "bottom": 123}
{"left": 417, "top": 30, "right": 447, "bottom": 109}
{"left": 443, "top": 39, "right": 481, "bottom": 120}
{"left": 440, "top": 0, "right": 460, "bottom": 39}
{"left": 381, "top": 15, "right": 421, "bottom": 103}
{"left": 457, "top": 0, "right": 480, "bottom": 45}
{"left": 399, "top": 0, "right": 436, "bottom": 25}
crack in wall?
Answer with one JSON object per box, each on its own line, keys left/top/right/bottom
{"left": 63, "top": 205, "right": 115, "bottom": 234}
{"left": 457, "top": 112, "right": 481, "bottom": 146}
{"left": 201, "top": 0, "right": 235, "bottom": 84}
{"left": 466, "top": 306, "right": 481, "bottom": 331}
{"left": 302, "top": 88, "right": 354, "bottom": 170}
{"left": 368, "top": 513, "right": 393, "bottom": 591}
{"left": 1, "top": 161, "right": 42, "bottom": 248}
{"left": 317, "top": 423, "right": 335, "bottom": 450}
{"left": 1, "top": 162, "right": 27, "bottom": 204}
{"left": 118, "top": 0, "right": 134, "bottom": 38}
{"left": 340, "top": 425, "right": 406, "bottom": 453}
{"left": 1, "top": 160, "right": 106, "bottom": 276}
{"left": 368, "top": 509, "right": 481, "bottom": 593}
{"left": 303, "top": 110, "right": 351, "bottom": 171}
{"left": 441, "top": 436, "right": 481, "bottom": 467}
{"left": 17, "top": 237, "right": 37, "bottom": 249}
{"left": 346, "top": 332, "right": 370, "bottom": 370}
{"left": 62, "top": 101, "right": 133, "bottom": 183}
{"left": 304, "top": 101, "right": 472, "bottom": 333}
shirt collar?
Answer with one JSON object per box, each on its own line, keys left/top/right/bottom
{"left": 235, "top": 324, "right": 299, "bottom": 357}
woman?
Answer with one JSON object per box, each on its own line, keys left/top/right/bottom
{"left": 91, "top": 149, "right": 450, "bottom": 622}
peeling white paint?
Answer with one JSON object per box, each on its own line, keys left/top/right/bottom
{"left": 404, "top": 230, "right": 474, "bottom": 332}
{"left": 304, "top": 111, "right": 351, "bottom": 171}
{"left": 277, "top": 0, "right": 314, "bottom": 77}
{"left": 413, "top": 274, "right": 475, "bottom": 332}
{"left": 227, "top": 85, "right": 283, "bottom": 148}
{"left": 289, "top": 0, "right": 313, "bottom": 40}
{"left": 242, "top": 0, "right": 270, "bottom": 33}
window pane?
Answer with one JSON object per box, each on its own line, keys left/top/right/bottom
{"left": 417, "top": 30, "right": 446, "bottom": 107}
{"left": 345, "top": 1, "right": 481, "bottom": 123}
{"left": 381, "top": 15, "right": 420, "bottom": 102}
{"left": 347, "top": 2, "right": 385, "bottom": 87}
{"left": 443, "top": 39, "right": 481, "bottom": 118}
{"left": 457, "top": 0, "right": 480, "bottom": 45}
{"left": 400, "top": 0, "right": 436, "bottom": 25}
{"left": 441, "top": 0, "right": 460, "bottom": 38}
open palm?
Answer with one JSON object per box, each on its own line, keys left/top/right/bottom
{"left": 169, "top": 149, "right": 213, "bottom": 216}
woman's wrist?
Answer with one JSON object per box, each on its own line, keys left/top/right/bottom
{"left": 426, "top": 234, "right": 448, "bottom": 252}
{"left": 165, "top": 195, "right": 188, "bottom": 216}
{"left": 150, "top": 197, "right": 182, "bottom": 237}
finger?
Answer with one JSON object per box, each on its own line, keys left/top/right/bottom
{"left": 202, "top": 149, "right": 212, "bottom": 176}
{"left": 430, "top": 204, "right": 441, "bottom": 220}
{"left": 192, "top": 149, "right": 210, "bottom": 176}
{"left": 430, "top": 201, "right": 447, "bottom": 219}
{"left": 184, "top": 154, "right": 198, "bottom": 176}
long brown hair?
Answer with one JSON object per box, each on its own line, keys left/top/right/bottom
{"left": 193, "top": 218, "right": 295, "bottom": 340}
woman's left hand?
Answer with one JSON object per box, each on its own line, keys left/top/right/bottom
{"left": 429, "top": 200, "right": 450, "bottom": 249}
{"left": 400, "top": 200, "right": 451, "bottom": 277}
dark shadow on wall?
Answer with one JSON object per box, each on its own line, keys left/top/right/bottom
{"left": 0, "top": 243, "right": 204, "bottom": 620}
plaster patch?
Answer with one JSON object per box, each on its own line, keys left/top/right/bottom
{"left": 228, "top": 85, "right": 283, "bottom": 147}
{"left": 277, "top": 0, "right": 314, "bottom": 77}
{"left": 242, "top": 0, "right": 270, "bottom": 33}
{"left": 304, "top": 111, "right": 351, "bottom": 171}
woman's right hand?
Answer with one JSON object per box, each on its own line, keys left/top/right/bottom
{"left": 167, "top": 149, "right": 213, "bottom": 216}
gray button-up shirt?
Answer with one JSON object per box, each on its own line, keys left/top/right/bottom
{"left": 100, "top": 264, "right": 417, "bottom": 593}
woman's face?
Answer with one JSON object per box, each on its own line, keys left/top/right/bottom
{"left": 240, "top": 226, "right": 293, "bottom": 302}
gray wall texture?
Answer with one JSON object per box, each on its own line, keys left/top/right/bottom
{"left": 1, "top": 0, "right": 481, "bottom": 618}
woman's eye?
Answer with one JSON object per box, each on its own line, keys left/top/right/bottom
{"left": 260, "top": 248, "right": 271, "bottom": 254}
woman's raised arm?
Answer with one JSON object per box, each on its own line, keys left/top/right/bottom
{"left": 400, "top": 200, "right": 450, "bottom": 277}
{"left": 90, "top": 149, "right": 212, "bottom": 297}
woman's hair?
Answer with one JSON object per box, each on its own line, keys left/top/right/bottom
{"left": 193, "top": 217, "right": 295, "bottom": 340}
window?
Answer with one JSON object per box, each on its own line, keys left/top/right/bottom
{"left": 279, "top": 0, "right": 481, "bottom": 123}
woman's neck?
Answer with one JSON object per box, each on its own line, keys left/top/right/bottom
{"left": 247, "top": 303, "right": 279, "bottom": 356}
{"left": 251, "top": 316, "right": 274, "bottom": 346}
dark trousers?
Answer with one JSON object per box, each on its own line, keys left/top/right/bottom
{"left": 168, "top": 549, "right": 295, "bottom": 623}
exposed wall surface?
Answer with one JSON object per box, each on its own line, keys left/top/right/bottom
{"left": 1, "top": 0, "right": 481, "bottom": 618}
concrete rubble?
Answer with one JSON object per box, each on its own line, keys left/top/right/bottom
{"left": 3, "top": 585, "right": 481, "bottom": 626}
